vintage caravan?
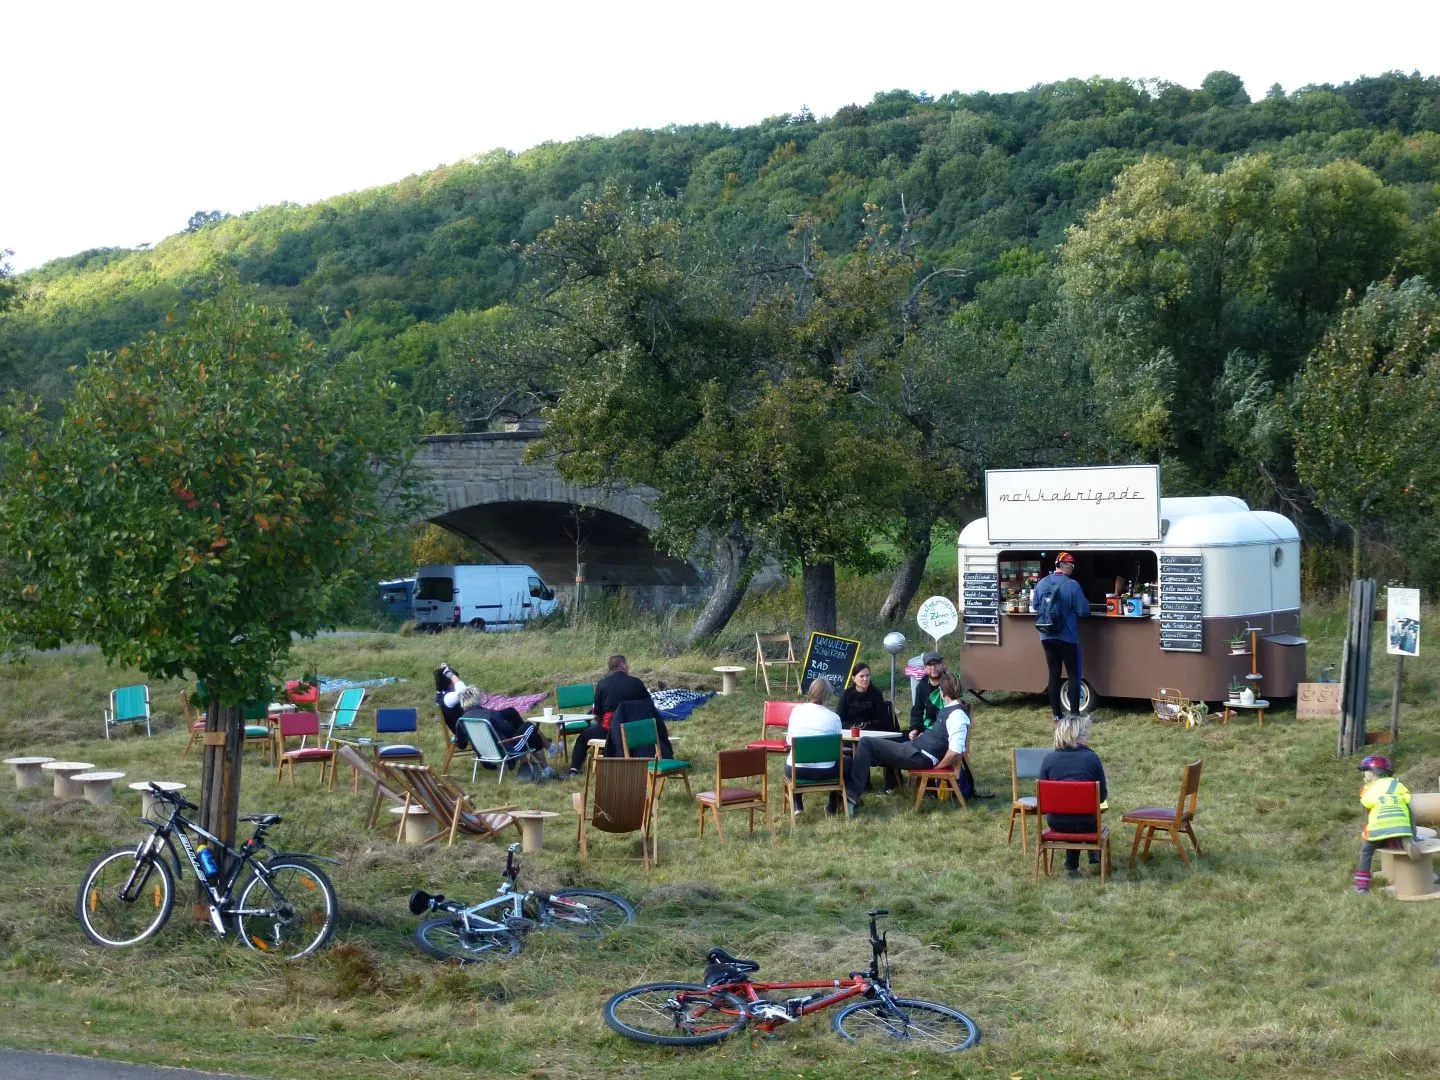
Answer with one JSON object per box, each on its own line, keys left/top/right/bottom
{"left": 958, "top": 467, "right": 1305, "bottom": 710}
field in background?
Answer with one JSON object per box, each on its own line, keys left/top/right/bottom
{"left": 1, "top": 596, "right": 1438, "bottom": 1080}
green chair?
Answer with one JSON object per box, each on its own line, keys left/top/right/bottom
{"left": 783, "top": 734, "right": 850, "bottom": 826}
{"left": 619, "top": 716, "right": 692, "bottom": 800}
{"left": 241, "top": 700, "right": 275, "bottom": 762}
{"left": 553, "top": 682, "right": 597, "bottom": 759}
{"left": 103, "top": 684, "right": 151, "bottom": 739}
{"left": 323, "top": 687, "right": 367, "bottom": 744}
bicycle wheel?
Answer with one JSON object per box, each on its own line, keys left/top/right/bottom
{"left": 604, "top": 982, "right": 747, "bottom": 1046}
{"left": 235, "top": 858, "right": 338, "bottom": 960}
{"left": 77, "top": 847, "right": 175, "bottom": 948}
{"left": 543, "top": 888, "right": 636, "bottom": 938}
{"left": 413, "top": 916, "right": 522, "bottom": 963}
{"left": 833, "top": 996, "right": 980, "bottom": 1052}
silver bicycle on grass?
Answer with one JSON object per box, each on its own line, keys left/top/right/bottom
{"left": 76, "top": 782, "right": 339, "bottom": 959}
{"left": 408, "top": 842, "right": 635, "bottom": 962}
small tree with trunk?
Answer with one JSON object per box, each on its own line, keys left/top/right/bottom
{"left": 0, "top": 289, "right": 424, "bottom": 881}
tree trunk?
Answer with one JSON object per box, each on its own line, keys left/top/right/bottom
{"left": 196, "top": 698, "right": 244, "bottom": 912}
{"left": 802, "top": 560, "right": 838, "bottom": 639}
{"left": 1350, "top": 525, "right": 1361, "bottom": 581}
{"left": 879, "top": 513, "right": 936, "bottom": 623}
{"left": 684, "top": 526, "right": 753, "bottom": 647}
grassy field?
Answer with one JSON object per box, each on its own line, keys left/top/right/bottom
{"left": 2, "top": 593, "right": 1438, "bottom": 1080}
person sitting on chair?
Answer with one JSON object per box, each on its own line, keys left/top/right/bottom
{"left": 787, "top": 678, "right": 845, "bottom": 814}
{"left": 1039, "top": 715, "right": 1107, "bottom": 878}
{"left": 846, "top": 674, "right": 971, "bottom": 812}
{"left": 568, "top": 654, "right": 654, "bottom": 775}
{"left": 909, "top": 652, "right": 948, "bottom": 733}
{"left": 434, "top": 663, "right": 469, "bottom": 749}
{"left": 458, "top": 686, "right": 549, "bottom": 757}
{"left": 837, "top": 662, "right": 901, "bottom": 794}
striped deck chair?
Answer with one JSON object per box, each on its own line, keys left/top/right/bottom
{"left": 336, "top": 744, "right": 405, "bottom": 830}
{"left": 574, "top": 744, "right": 655, "bottom": 870}
{"left": 384, "top": 763, "right": 518, "bottom": 847}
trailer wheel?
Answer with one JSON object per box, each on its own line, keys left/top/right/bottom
{"left": 1060, "top": 678, "right": 1094, "bottom": 714}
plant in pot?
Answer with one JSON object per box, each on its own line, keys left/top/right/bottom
{"left": 1228, "top": 628, "right": 1249, "bottom": 655}
{"left": 1227, "top": 677, "right": 1244, "bottom": 704}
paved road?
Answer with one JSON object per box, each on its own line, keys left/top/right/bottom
{"left": 0, "top": 1049, "right": 264, "bottom": 1080}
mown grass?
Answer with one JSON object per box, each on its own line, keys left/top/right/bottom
{"left": 2, "top": 592, "right": 1439, "bottom": 1080}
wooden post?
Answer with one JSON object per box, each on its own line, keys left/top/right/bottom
{"left": 1390, "top": 656, "right": 1404, "bottom": 749}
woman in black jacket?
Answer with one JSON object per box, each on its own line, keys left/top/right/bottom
{"left": 1039, "top": 715, "right": 1108, "bottom": 877}
{"left": 836, "top": 663, "right": 901, "bottom": 794}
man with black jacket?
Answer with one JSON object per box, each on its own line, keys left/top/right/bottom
{"left": 567, "top": 654, "right": 654, "bottom": 775}
{"left": 847, "top": 674, "right": 971, "bottom": 811}
{"left": 909, "top": 651, "right": 947, "bottom": 733}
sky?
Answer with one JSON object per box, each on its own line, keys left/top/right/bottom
{"left": 4, "top": 0, "right": 1440, "bottom": 272}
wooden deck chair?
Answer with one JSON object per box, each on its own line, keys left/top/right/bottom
{"left": 575, "top": 745, "right": 655, "bottom": 869}
{"left": 619, "top": 715, "right": 693, "bottom": 800}
{"left": 1121, "top": 759, "right": 1203, "bottom": 871}
{"left": 696, "top": 748, "right": 771, "bottom": 843}
{"left": 384, "top": 763, "right": 518, "bottom": 847}
{"left": 753, "top": 632, "right": 800, "bottom": 695}
{"left": 104, "top": 684, "right": 152, "bottom": 739}
{"left": 180, "top": 689, "right": 205, "bottom": 757}
{"left": 336, "top": 744, "right": 405, "bottom": 829}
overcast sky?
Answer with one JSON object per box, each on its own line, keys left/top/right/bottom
{"left": 4, "top": 0, "right": 1439, "bottom": 272}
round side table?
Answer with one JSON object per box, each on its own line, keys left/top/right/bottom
{"left": 128, "top": 780, "right": 187, "bottom": 819}
{"left": 42, "top": 761, "right": 96, "bottom": 799}
{"left": 389, "top": 805, "right": 439, "bottom": 845}
{"left": 5, "top": 756, "right": 56, "bottom": 789}
{"left": 513, "top": 809, "right": 560, "bottom": 852}
{"left": 712, "top": 666, "right": 746, "bottom": 695}
{"left": 72, "top": 770, "right": 126, "bottom": 805}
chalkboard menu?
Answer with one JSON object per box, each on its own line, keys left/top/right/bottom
{"left": 1158, "top": 554, "right": 1203, "bottom": 652}
{"left": 799, "top": 632, "right": 862, "bottom": 696}
{"left": 962, "top": 572, "right": 1000, "bottom": 629}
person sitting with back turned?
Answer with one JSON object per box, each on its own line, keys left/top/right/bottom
{"left": 1031, "top": 551, "right": 1090, "bottom": 723}
{"left": 837, "top": 662, "right": 901, "bottom": 794}
{"left": 786, "top": 678, "right": 845, "bottom": 814}
{"left": 909, "top": 651, "right": 947, "bottom": 733}
{"left": 568, "top": 654, "right": 654, "bottom": 775}
{"left": 846, "top": 674, "right": 972, "bottom": 812}
{"left": 458, "top": 685, "right": 550, "bottom": 758}
{"left": 1038, "top": 715, "right": 1107, "bottom": 878}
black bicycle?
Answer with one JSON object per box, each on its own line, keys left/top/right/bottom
{"left": 409, "top": 842, "right": 634, "bottom": 962}
{"left": 76, "top": 782, "right": 339, "bottom": 959}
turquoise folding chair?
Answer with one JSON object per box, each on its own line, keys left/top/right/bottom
{"left": 323, "top": 687, "right": 367, "bottom": 744}
{"left": 104, "top": 685, "right": 152, "bottom": 739}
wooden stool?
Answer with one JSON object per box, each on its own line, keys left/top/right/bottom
{"left": 513, "top": 809, "right": 560, "bottom": 852}
{"left": 72, "top": 770, "right": 126, "bottom": 805}
{"left": 42, "top": 761, "right": 95, "bottom": 799}
{"left": 129, "top": 781, "right": 187, "bottom": 819}
{"left": 5, "top": 756, "right": 56, "bottom": 789}
{"left": 712, "top": 666, "right": 746, "bottom": 695}
{"left": 389, "top": 805, "right": 439, "bottom": 845}
{"left": 1379, "top": 836, "right": 1440, "bottom": 902}
{"left": 909, "top": 767, "right": 967, "bottom": 810}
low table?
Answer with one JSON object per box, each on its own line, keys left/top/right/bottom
{"left": 128, "top": 780, "right": 187, "bottom": 819}
{"left": 532, "top": 713, "right": 595, "bottom": 762}
{"left": 513, "top": 809, "right": 560, "bottom": 852}
{"left": 842, "top": 729, "right": 906, "bottom": 743}
{"left": 713, "top": 666, "right": 746, "bottom": 695}
{"left": 72, "top": 770, "right": 126, "bottom": 805}
{"left": 5, "top": 756, "right": 56, "bottom": 789}
{"left": 389, "top": 804, "right": 439, "bottom": 845}
{"left": 42, "top": 761, "right": 96, "bottom": 799}
{"left": 1221, "top": 699, "right": 1270, "bottom": 727}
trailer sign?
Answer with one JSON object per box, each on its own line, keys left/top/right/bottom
{"left": 985, "top": 465, "right": 1161, "bottom": 543}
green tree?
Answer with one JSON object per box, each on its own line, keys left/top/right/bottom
{"left": 1291, "top": 278, "right": 1440, "bottom": 577}
{"left": 0, "top": 290, "right": 424, "bottom": 859}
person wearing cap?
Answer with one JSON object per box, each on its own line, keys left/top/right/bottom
{"left": 434, "top": 663, "right": 471, "bottom": 749}
{"left": 1354, "top": 753, "right": 1415, "bottom": 893}
{"left": 1031, "top": 551, "right": 1090, "bottom": 723}
{"left": 846, "top": 673, "right": 973, "bottom": 811}
{"left": 909, "top": 651, "right": 948, "bottom": 734}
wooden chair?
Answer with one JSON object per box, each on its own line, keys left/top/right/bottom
{"left": 783, "top": 734, "right": 850, "bottom": 825}
{"left": 104, "top": 684, "right": 151, "bottom": 739}
{"left": 753, "top": 632, "right": 801, "bottom": 695}
{"left": 908, "top": 753, "right": 970, "bottom": 810}
{"left": 695, "top": 748, "right": 771, "bottom": 843}
{"left": 746, "top": 700, "right": 799, "bottom": 754}
{"left": 383, "top": 763, "right": 518, "bottom": 847}
{"left": 620, "top": 716, "right": 693, "bottom": 800}
{"left": 575, "top": 744, "right": 655, "bottom": 869}
{"left": 336, "top": 744, "right": 405, "bottom": 830}
{"left": 180, "top": 689, "right": 205, "bottom": 757}
{"left": 374, "top": 707, "right": 425, "bottom": 765}
{"left": 241, "top": 701, "right": 274, "bottom": 763}
{"left": 553, "top": 682, "right": 597, "bottom": 760}
{"left": 1121, "top": 759, "right": 1202, "bottom": 871}
{"left": 1007, "top": 747, "right": 1049, "bottom": 852}
{"left": 1035, "top": 780, "right": 1111, "bottom": 884}
{"left": 275, "top": 711, "right": 336, "bottom": 788}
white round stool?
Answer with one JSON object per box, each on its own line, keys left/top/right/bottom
{"left": 128, "top": 780, "right": 187, "bottom": 819}
{"left": 389, "top": 805, "right": 439, "bottom": 844}
{"left": 72, "top": 770, "right": 126, "bottom": 805}
{"left": 5, "top": 756, "right": 56, "bottom": 789}
{"left": 42, "top": 761, "right": 96, "bottom": 799}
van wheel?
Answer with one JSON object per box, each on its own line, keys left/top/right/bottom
{"left": 1060, "top": 678, "right": 1094, "bottom": 715}
{"left": 467, "top": 618, "right": 486, "bottom": 632}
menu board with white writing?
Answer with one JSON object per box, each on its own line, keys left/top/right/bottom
{"left": 1158, "top": 554, "right": 1203, "bottom": 652}
{"left": 799, "top": 632, "right": 862, "bottom": 696}
{"left": 962, "top": 572, "right": 1000, "bottom": 628}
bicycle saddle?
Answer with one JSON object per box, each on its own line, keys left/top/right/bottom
{"left": 705, "top": 947, "right": 759, "bottom": 973}
{"left": 240, "top": 813, "right": 282, "bottom": 826}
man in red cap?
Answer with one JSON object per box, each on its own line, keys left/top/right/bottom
{"left": 1030, "top": 551, "right": 1090, "bottom": 722}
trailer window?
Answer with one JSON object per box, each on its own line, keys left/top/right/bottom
{"left": 415, "top": 577, "right": 454, "bottom": 602}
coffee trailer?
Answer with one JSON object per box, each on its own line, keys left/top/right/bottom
{"left": 958, "top": 466, "right": 1305, "bottom": 710}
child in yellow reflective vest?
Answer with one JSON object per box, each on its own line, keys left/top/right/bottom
{"left": 1354, "top": 753, "right": 1414, "bottom": 893}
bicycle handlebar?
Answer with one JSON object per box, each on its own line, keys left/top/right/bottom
{"left": 147, "top": 782, "right": 198, "bottom": 811}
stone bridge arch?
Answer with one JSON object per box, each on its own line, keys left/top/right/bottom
{"left": 413, "top": 433, "right": 702, "bottom": 590}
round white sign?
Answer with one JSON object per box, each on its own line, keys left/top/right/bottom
{"left": 916, "top": 595, "right": 959, "bottom": 642}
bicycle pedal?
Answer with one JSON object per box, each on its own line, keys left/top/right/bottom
{"left": 207, "top": 905, "right": 227, "bottom": 935}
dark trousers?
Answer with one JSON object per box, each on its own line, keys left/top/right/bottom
{"left": 1358, "top": 837, "right": 1406, "bottom": 873}
{"left": 1046, "top": 813, "right": 1102, "bottom": 869}
{"left": 844, "top": 738, "right": 937, "bottom": 804}
{"left": 569, "top": 722, "right": 608, "bottom": 773}
{"left": 785, "top": 764, "right": 842, "bottom": 813}
{"left": 1042, "top": 638, "right": 1082, "bottom": 719}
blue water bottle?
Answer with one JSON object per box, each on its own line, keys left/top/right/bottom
{"left": 196, "top": 844, "right": 219, "bottom": 882}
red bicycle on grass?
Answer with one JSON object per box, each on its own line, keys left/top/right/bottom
{"left": 602, "top": 909, "right": 979, "bottom": 1052}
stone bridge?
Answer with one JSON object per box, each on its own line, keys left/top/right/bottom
{"left": 413, "top": 432, "right": 703, "bottom": 590}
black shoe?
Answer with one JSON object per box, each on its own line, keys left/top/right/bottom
{"left": 1066, "top": 868, "right": 1081, "bottom": 879}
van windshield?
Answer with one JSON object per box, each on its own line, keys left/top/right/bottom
{"left": 415, "top": 577, "right": 454, "bottom": 602}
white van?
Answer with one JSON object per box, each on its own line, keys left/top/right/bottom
{"left": 411, "top": 564, "right": 558, "bottom": 631}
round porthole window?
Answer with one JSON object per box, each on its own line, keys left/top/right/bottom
{"left": 1273, "top": 546, "right": 1284, "bottom": 567}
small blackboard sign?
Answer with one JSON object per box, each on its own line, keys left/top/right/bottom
{"left": 799, "top": 632, "right": 862, "bottom": 697}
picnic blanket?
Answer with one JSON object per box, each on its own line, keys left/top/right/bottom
{"left": 651, "top": 688, "right": 714, "bottom": 721}
{"left": 481, "top": 691, "right": 549, "bottom": 714}
{"left": 317, "top": 675, "right": 407, "bottom": 694}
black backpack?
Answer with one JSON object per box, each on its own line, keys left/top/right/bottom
{"left": 1033, "top": 582, "right": 1058, "bottom": 633}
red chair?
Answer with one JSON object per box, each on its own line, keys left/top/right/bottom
{"left": 285, "top": 679, "right": 319, "bottom": 707}
{"left": 746, "top": 700, "right": 799, "bottom": 754}
{"left": 275, "top": 711, "right": 335, "bottom": 789}
{"left": 1034, "top": 780, "right": 1110, "bottom": 884}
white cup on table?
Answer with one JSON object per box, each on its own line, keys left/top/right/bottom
{"left": 543, "top": 706, "right": 554, "bottom": 720}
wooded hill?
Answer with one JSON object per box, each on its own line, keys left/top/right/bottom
{"left": 5, "top": 70, "right": 1440, "bottom": 601}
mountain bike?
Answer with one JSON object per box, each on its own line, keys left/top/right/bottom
{"left": 603, "top": 909, "right": 979, "bottom": 1052}
{"left": 408, "top": 842, "right": 634, "bottom": 962}
{"left": 76, "top": 782, "right": 339, "bottom": 959}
